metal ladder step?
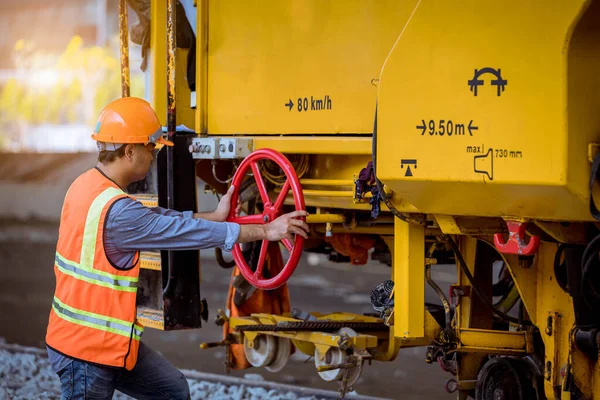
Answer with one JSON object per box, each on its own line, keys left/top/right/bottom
{"left": 140, "top": 251, "right": 161, "bottom": 271}
{"left": 134, "top": 193, "right": 158, "bottom": 208}
{"left": 136, "top": 307, "right": 165, "bottom": 330}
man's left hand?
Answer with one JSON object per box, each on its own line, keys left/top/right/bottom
{"left": 211, "top": 185, "right": 240, "bottom": 222}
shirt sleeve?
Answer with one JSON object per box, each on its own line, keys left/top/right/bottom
{"left": 149, "top": 206, "right": 195, "bottom": 219}
{"left": 106, "top": 198, "right": 240, "bottom": 252}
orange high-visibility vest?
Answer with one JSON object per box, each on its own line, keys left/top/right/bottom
{"left": 46, "top": 168, "right": 143, "bottom": 370}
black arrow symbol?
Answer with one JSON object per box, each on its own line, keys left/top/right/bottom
{"left": 468, "top": 120, "right": 478, "bottom": 136}
{"left": 285, "top": 99, "right": 294, "bottom": 111}
{"left": 416, "top": 119, "right": 426, "bottom": 135}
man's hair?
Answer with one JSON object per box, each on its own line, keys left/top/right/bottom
{"left": 98, "top": 145, "right": 128, "bottom": 164}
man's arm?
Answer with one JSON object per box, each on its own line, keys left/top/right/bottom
{"left": 106, "top": 198, "right": 309, "bottom": 253}
{"left": 193, "top": 211, "right": 219, "bottom": 221}
{"left": 107, "top": 198, "right": 240, "bottom": 252}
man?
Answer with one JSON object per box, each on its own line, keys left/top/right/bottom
{"left": 45, "top": 97, "right": 309, "bottom": 399}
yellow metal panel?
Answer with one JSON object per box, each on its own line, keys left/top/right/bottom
{"left": 458, "top": 328, "right": 527, "bottom": 355}
{"left": 393, "top": 219, "right": 424, "bottom": 338}
{"left": 434, "top": 215, "right": 462, "bottom": 235}
{"left": 207, "top": 0, "right": 418, "bottom": 134}
{"left": 252, "top": 137, "right": 373, "bottom": 155}
{"left": 150, "top": 0, "right": 195, "bottom": 128}
{"left": 195, "top": 0, "right": 208, "bottom": 134}
{"left": 377, "top": 0, "right": 596, "bottom": 221}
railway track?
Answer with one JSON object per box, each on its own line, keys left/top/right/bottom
{"left": 0, "top": 340, "right": 389, "bottom": 400}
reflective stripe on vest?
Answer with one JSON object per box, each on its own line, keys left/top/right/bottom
{"left": 55, "top": 253, "right": 137, "bottom": 292}
{"left": 52, "top": 296, "right": 144, "bottom": 340}
{"left": 54, "top": 187, "right": 139, "bottom": 292}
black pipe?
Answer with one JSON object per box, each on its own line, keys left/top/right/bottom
{"left": 163, "top": 0, "right": 177, "bottom": 297}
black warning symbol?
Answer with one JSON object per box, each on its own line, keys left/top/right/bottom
{"left": 401, "top": 159, "right": 417, "bottom": 177}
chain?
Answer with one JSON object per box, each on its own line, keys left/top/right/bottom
{"left": 234, "top": 321, "right": 388, "bottom": 332}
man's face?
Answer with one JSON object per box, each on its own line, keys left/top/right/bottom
{"left": 130, "top": 143, "right": 156, "bottom": 182}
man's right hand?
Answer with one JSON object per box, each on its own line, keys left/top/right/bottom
{"left": 236, "top": 210, "right": 310, "bottom": 244}
{"left": 264, "top": 210, "right": 310, "bottom": 241}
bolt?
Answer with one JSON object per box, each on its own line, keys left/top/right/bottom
{"left": 325, "top": 222, "right": 333, "bottom": 237}
{"left": 219, "top": 143, "right": 225, "bottom": 153}
{"left": 229, "top": 143, "right": 234, "bottom": 152}
{"left": 263, "top": 215, "right": 269, "bottom": 222}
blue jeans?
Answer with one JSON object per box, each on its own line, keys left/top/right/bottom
{"left": 54, "top": 342, "right": 190, "bottom": 399}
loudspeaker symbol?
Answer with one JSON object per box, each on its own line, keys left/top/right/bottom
{"left": 474, "top": 149, "right": 494, "bottom": 180}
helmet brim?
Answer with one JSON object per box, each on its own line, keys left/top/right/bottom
{"left": 155, "top": 137, "right": 174, "bottom": 147}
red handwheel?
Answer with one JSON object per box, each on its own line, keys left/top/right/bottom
{"left": 227, "top": 149, "right": 306, "bottom": 290}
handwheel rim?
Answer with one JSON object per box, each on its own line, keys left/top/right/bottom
{"left": 227, "top": 149, "right": 306, "bottom": 290}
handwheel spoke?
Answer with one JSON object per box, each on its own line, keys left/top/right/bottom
{"left": 254, "top": 240, "right": 269, "bottom": 278}
{"left": 282, "top": 238, "right": 293, "bottom": 252}
{"left": 233, "top": 214, "right": 265, "bottom": 225}
{"left": 273, "top": 180, "right": 291, "bottom": 211}
{"left": 251, "top": 161, "right": 270, "bottom": 206}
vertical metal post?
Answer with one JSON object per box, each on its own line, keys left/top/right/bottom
{"left": 166, "top": 0, "right": 176, "bottom": 209}
{"left": 195, "top": 0, "right": 208, "bottom": 134}
{"left": 163, "top": 0, "right": 177, "bottom": 297}
{"left": 119, "top": 0, "right": 130, "bottom": 97}
{"left": 393, "top": 218, "right": 425, "bottom": 338}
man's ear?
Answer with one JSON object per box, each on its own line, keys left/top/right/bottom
{"left": 124, "top": 144, "right": 136, "bottom": 161}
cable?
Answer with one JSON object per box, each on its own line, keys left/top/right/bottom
{"left": 212, "top": 162, "right": 233, "bottom": 184}
{"left": 425, "top": 242, "right": 453, "bottom": 332}
{"left": 445, "top": 235, "right": 532, "bottom": 326}
{"left": 262, "top": 155, "right": 309, "bottom": 186}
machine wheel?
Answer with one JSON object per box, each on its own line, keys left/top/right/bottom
{"left": 314, "top": 328, "right": 362, "bottom": 386}
{"left": 227, "top": 149, "right": 306, "bottom": 290}
{"left": 265, "top": 336, "right": 292, "bottom": 372}
{"left": 475, "top": 357, "right": 538, "bottom": 400}
{"left": 243, "top": 334, "right": 277, "bottom": 368}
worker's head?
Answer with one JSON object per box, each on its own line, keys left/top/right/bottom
{"left": 92, "top": 97, "right": 173, "bottom": 182}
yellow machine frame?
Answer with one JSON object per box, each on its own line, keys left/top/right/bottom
{"left": 121, "top": 0, "right": 600, "bottom": 398}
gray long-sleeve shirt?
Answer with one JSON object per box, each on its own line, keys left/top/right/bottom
{"left": 47, "top": 189, "right": 240, "bottom": 372}
{"left": 106, "top": 197, "right": 240, "bottom": 267}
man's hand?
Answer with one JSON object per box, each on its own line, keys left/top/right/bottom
{"left": 264, "top": 210, "right": 310, "bottom": 241}
{"left": 195, "top": 186, "right": 240, "bottom": 222}
{"left": 213, "top": 186, "right": 240, "bottom": 222}
{"left": 236, "top": 210, "right": 310, "bottom": 244}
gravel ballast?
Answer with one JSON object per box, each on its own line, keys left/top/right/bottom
{"left": 0, "top": 340, "right": 383, "bottom": 400}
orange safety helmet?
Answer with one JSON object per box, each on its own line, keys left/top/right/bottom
{"left": 91, "top": 97, "right": 173, "bottom": 151}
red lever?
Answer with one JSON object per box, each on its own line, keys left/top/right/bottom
{"left": 493, "top": 221, "right": 540, "bottom": 256}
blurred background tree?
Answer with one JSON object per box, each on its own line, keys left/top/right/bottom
{"left": 0, "top": 35, "right": 144, "bottom": 151}
{"left": 1, "top": 35, "right": 143, "bottom": 125}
